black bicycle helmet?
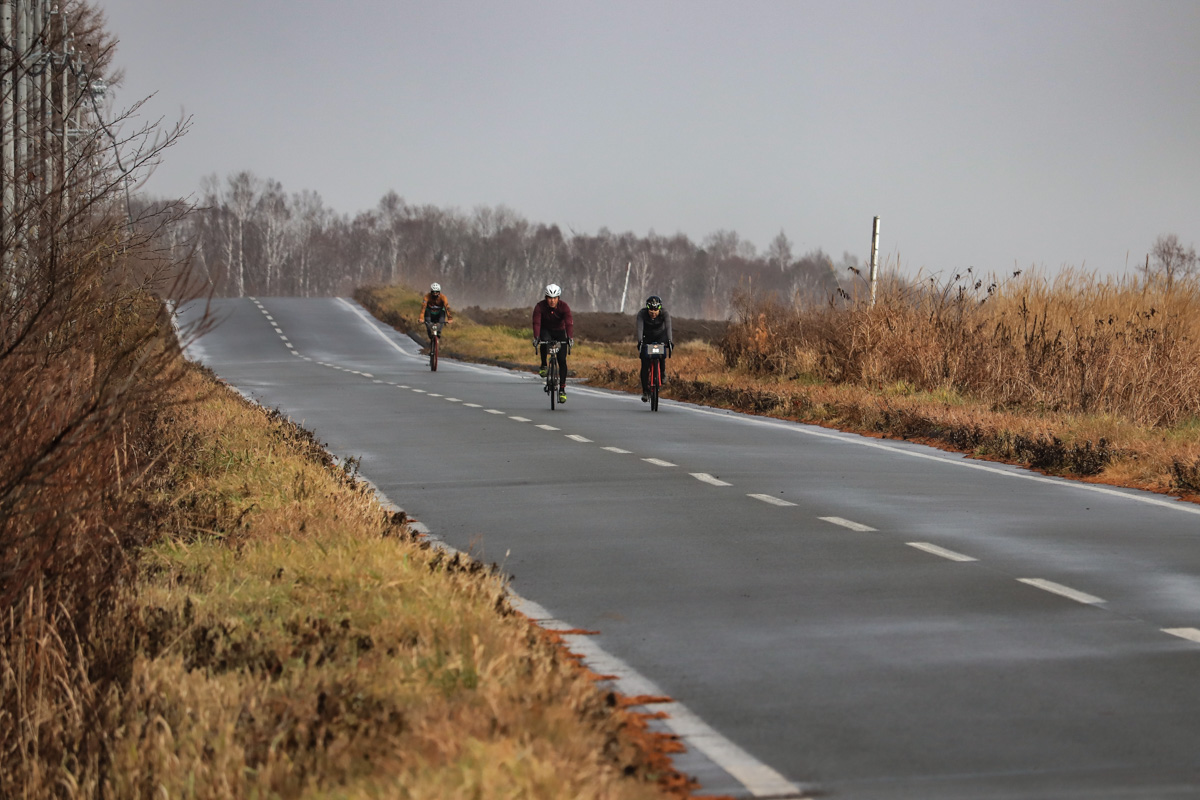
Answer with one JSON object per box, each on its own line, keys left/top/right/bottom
{"left": 646, "top": 295, "right": 663, "bottom": 310}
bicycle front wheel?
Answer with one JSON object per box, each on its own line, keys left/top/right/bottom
{"left": 548, "top": 362, "right": 558, "bottom": 410}
{"left": 650, "top": 360, "right": 660, "bottom": 411}
{"left": 430, "top": 335, "right": 439, "bottom": 371}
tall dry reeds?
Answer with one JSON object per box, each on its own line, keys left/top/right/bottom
{"left": 0, "top": 4, "right": 198, "bottom": 794}
{"left": 720, "top": 269, "right": 1200, "bottom": 428}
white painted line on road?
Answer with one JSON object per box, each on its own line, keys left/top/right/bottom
{"left": 398, "top": 384, "right": 409, "bottom": 389}
{"left": 445, "top": 397, "right": 462, "bottom": 402}
{"left": 513, "top": 596, "right": 805, "bottom": 800}
{"left": 749, "top": 494, "right": 797, "bottom": 507}
{"left": 361, "top": 372, "right": 374, "bottom": 378}
{"left": 1018, "top": 578, "right": 1105, "bottom": 605}
{"left": 337, "top": 297, "right": 426, "bottom": 364}
{"left": 1163, "top": 628, "right": 1200, "bottom": 644}
{"left": 412, "top": 388, "right": 427, "bottom": 393}
{"left": 820, "top": 516, "right": 877, "bottom": 532}
{"left": 464, "top": 403, "right": 482, "bottom": 408}
{"left": 906, "top": 542, "right": 977, "bottom": 562}
{"left": 567, "top": 434, "right": 593, "bottom": 443}
{"left": 537, "top": 424, "right": 560, "bottom": 431}
{"left": 284, "top": 342, "right": 294, "bottom": 349}
{"left": 603, "top": 446, "right": 632, "bottom": 454}
{"left": 278, "top": 333, "right": 287, "bottom": 340}
{"left": 428, "top": 393, "right": 443, "bottom": 397}
{"left": 373, "top": 379, "right": 384, "bottom": 384}
{"left": 692, "top": 473, "right": 732, "bottom": 486}
{"left": 509, "top": 416, "right": 531, "bottom": 422}
{"left": 485, "top": 409, "right": 505, "bottom": 415}
{"left": 681, "top": 405, "right": 1200, "bottom": 519}
{"left": 643, "top": 458, "right": 677, "bottom": 467}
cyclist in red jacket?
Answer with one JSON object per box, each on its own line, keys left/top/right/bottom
{"left": 531, "top": 283, "right": 573, "bottom": 404}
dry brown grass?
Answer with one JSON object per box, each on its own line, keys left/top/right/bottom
{"left": 114, "top": 366, "right": 691, "bottom": 799}
{"left": 359, "top": 276, "right": 1200, "bottom": 499}
{"left": 3, "top": 357, "right": 703, "bottom": 798}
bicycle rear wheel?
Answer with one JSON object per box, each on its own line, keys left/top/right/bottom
{"left": 430, "top": 335, "right": 438, "bottom": 371}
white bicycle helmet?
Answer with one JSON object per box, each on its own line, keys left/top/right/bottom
{"left": 545, "top": 283, "right": 562, "bottom": 298}
{"left": 430, "top": 282, "right": 441, "bottom": 293}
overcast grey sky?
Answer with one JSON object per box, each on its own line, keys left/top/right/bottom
{"left": 99, "top": 0, "right": 1198, "bottom": 278}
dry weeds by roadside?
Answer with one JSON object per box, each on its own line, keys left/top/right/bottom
{"left": 357, "top": 280, "right": 1200, "bottom": 501}
{"left": 3, "top": 356, "right": 711, "bottom": 798}
{"left": 114, "top": 363, "right": 703, "bottom": 799}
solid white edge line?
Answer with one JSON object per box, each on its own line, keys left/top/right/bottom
{"left": 906, "top": 542, "right": 977, "bottom": 562}
{"left": 819, "top": 516, "right": 877, "bottom": 532}
{"left": 1163, "top": 628, "right": 1200, "bottom": 643}
{"left": 512, "top": 597, "right": 803, "bottom": 799}
{"left": 1018, "top": 578, "right": 1105, "bottom": 605}
{"left": 691, "top": 473, "right": 732, "bottom": 486}
{"left": 675, "top": 403, "right": 1200, "bottom": 518}
{"left": 748, "top": 493, "right": 797, "bottom": 507}
{"left": 334, "top": 295, "right": 1200, "bottom": 521}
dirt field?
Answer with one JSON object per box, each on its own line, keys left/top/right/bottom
{"left": 460, "top": 306, "right": 729, "bottom": 345}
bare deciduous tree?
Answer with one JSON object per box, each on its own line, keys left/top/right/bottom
{"left": 1143, "top": 233, "right": 1198, "bottom": 289}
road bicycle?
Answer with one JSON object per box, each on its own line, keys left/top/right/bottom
{"left": 643, "top": 341, "right": 670, "bottom": 411}
{"left": 427, "top": 320, "right": 444, "bottom": 371}
{"left": 536, "top": 339, "right": 568, "bottom": 410}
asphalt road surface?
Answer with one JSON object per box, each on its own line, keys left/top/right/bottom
{"left": 178, "top": 297, "right": 1200, "bottom": 800}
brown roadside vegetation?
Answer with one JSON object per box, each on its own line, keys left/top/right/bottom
{"left": 361, "top": 270, "right": 1200, "bottom": 500}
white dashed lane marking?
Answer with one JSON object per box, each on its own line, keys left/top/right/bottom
{"left": 1163, "top": 628, "right": 1200, "bottom": 643}
{"left": 749, "top": 494, "right": 797, "bottom": 507}
{"left": 603, "top": 447, "right": 632, "bottom": 454}
{"left": 509, "top": 416, "right": 531, "bottom": 422}
{"left": 566, "top": 434, "right": 593, "bottom": 443}
{"left": 820, "top": 516, "right": 877, "bottom": 532}
{"left": 907, "top": 542, "right": 977, "bottom": 562}
{"left": 537, "top": 424, "right": 560, "bottom": 431}
{"left": 1018, "top": 578, "right": 1105, "bottom": 605}
{"left": 485, "top": 409, "right": 505, "bottom": 415}
{"left": 643, "top": 458, "right": 676, "bottom": 467}
{"left": 691, "top": 473, "right": 731, "bottom": 486}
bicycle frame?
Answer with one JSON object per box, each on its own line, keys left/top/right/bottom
{"left": 428, "top": 321, "right": 443, "bottom": 371}
{"left": 643, "top": 342, "right": 668, "bottom": 411}
{"left": 539, "top": 340, "right": 565, "bottom": 410}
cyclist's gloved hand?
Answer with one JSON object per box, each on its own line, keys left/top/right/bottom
{"left": 532, "top": 337, "right": 538, "bottom": 347}
{"left": 568, "top": 338, "right": 574, "bottom": 348}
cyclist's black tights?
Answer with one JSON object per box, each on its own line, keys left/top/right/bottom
{"left": 540, "top": 333, "right": 569, "bottom": 389}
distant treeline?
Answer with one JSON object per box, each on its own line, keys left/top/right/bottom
{"left": 142, "top": 170, "right": 857, "bottom": 318}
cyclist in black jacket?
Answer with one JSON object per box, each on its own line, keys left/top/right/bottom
{"left": 635, "top": 295, "right": 673, "bottom": 402}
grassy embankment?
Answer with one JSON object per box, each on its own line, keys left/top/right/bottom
{"left": 357, "top": 272, "right": 1200, "bottom": 500}
{"left": 3, "top": 357, "right": 700, "bottom": 798}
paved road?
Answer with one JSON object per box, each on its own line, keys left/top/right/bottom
{"left": 179, "top": 297, "right": 1200, "bottom": 799}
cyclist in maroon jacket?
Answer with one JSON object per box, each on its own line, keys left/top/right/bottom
{"left": 531, "top": 283, "right": 573, "bottom": 404}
